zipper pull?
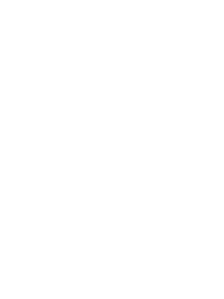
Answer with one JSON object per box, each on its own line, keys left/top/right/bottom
{"left": 87, "top": 221, "right": 96, "bottom": 242}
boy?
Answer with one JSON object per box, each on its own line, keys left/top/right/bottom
{"left": 16, "top": 31, "right": 208, "bottom": 298}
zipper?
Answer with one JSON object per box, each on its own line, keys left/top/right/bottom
{"left": 33, "top": 160, "right": 159, "bottom": 299}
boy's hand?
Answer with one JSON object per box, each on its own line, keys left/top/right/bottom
{"left": 143, "top": 223, "right": 209, "bottom": 266}
{"left": 28, "top": 30, "right": 84, "bottom": 61}
{"left": 26, "top": 30, "right": 84, "bottom": 105}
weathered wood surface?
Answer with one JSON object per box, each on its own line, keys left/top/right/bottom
{"left": 27, "top": 45, "right": 219, "bottom": 80}
{"left": 16, "top": 242, "right": 213, "bottom": 278}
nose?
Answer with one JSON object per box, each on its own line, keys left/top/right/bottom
{"left": 89, "top": 141, "right": 110, "bottom": 167}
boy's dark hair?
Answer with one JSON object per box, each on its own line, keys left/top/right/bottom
{"left": 50, "top": 80, "right": 157, "bottom": 139}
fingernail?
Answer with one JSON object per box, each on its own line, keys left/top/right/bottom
{"left": 180, "top": 257, "right": 188, "bottom": 264}
{"left": 196, "top": 247, "right": 202, "bottom": 253}
{"left": 152, "top": 233, "right": 159, "bottom": 242}
{"left": 53, "top": 48, "right": 61, "bottom": 57}
{"left": 74, "top": 45, "right": 80, "bottom": 52}
{"left": 37, "top": 40, "right": 44, "bottom": 47}
{"left": 160, "top": 254, "right": 167, "bottom": 261}
{"left": 171, "top": 259, "right": 178, "bottom": 267}
{"left": 62, "top": 52, "right": 70, "bottom": 60}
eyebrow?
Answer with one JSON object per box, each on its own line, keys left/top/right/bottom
{"left": 67, "top": 118, "right": 140, "bottom": 137}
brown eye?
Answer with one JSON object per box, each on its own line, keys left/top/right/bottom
{"left": 75, "top": 130, "right": 88, "bottom": 138}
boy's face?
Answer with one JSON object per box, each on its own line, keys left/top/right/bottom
{"left": 45, "top": 96, "right": 155, "bottom": 200}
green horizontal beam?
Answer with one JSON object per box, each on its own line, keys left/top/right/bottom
{"left": 16, "top": 242, "right": 214, "bottom": 278}
{"left": 27, "top": 45, "right": 219, "bottom": 80}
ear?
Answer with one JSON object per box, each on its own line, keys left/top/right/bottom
{"left": 137, "top": 131, "right": 156, "bottom": 163}
{"left": 41, "top": 124, "right": 52, "bottom": 148}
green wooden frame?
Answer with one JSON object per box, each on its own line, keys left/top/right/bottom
{"left": 0, "top": 0, "right": 224, "bottom": 299}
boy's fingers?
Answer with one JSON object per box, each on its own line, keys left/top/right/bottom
{"left": 143, "top": 228, "right": 160, "bottom": 243}
{"left": 180, "top": 227, "right": 199, "bottom": 265}
{"left": 38, "top": 31, "right": 61, "bottom": 58}
{"left": 54, "top": 30, "right": 72, "bottom": 61}
{"left": 169, "top": 227, "right": 188, "bottom": 267}
{"left": 28, "top": 34, "right": 44, "bottom": 49}
{"left": 69, "top": 33, "right": 84, "bottom": 54}
{"left": 195, "top": 230, "right": 209, "bottom": 253}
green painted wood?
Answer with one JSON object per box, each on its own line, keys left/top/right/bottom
{"left": 172, "top": 0, "right": 216, "bottom": 299}
{"left": 27, "top": 45, "right": 219, "bottom": 80}
{"left": 0, "top": 0, "right": 28, "bottom": 299}
{"left": 212, "top": 1, "right": 224, "bottom": 299}
{"left": 16, "top": 242, "right": 213, "bottom": 278}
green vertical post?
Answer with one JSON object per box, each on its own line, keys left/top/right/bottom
{"left": 0, "top": 0, "right": 28, "bottom": 299}
{"left": 212, "top": 1, "right": 224, "bottom": 299}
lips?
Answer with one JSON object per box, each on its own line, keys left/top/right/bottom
{"left": 82, "top": 174, "right": 111, "bottom": 183}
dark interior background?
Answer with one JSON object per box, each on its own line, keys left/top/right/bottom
{"left": 138, "top": 0, "right": 181, "bottom": 220}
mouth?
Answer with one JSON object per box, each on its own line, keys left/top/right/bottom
{"left": 82, "top": 173, "right": 111, "bottom": 183}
